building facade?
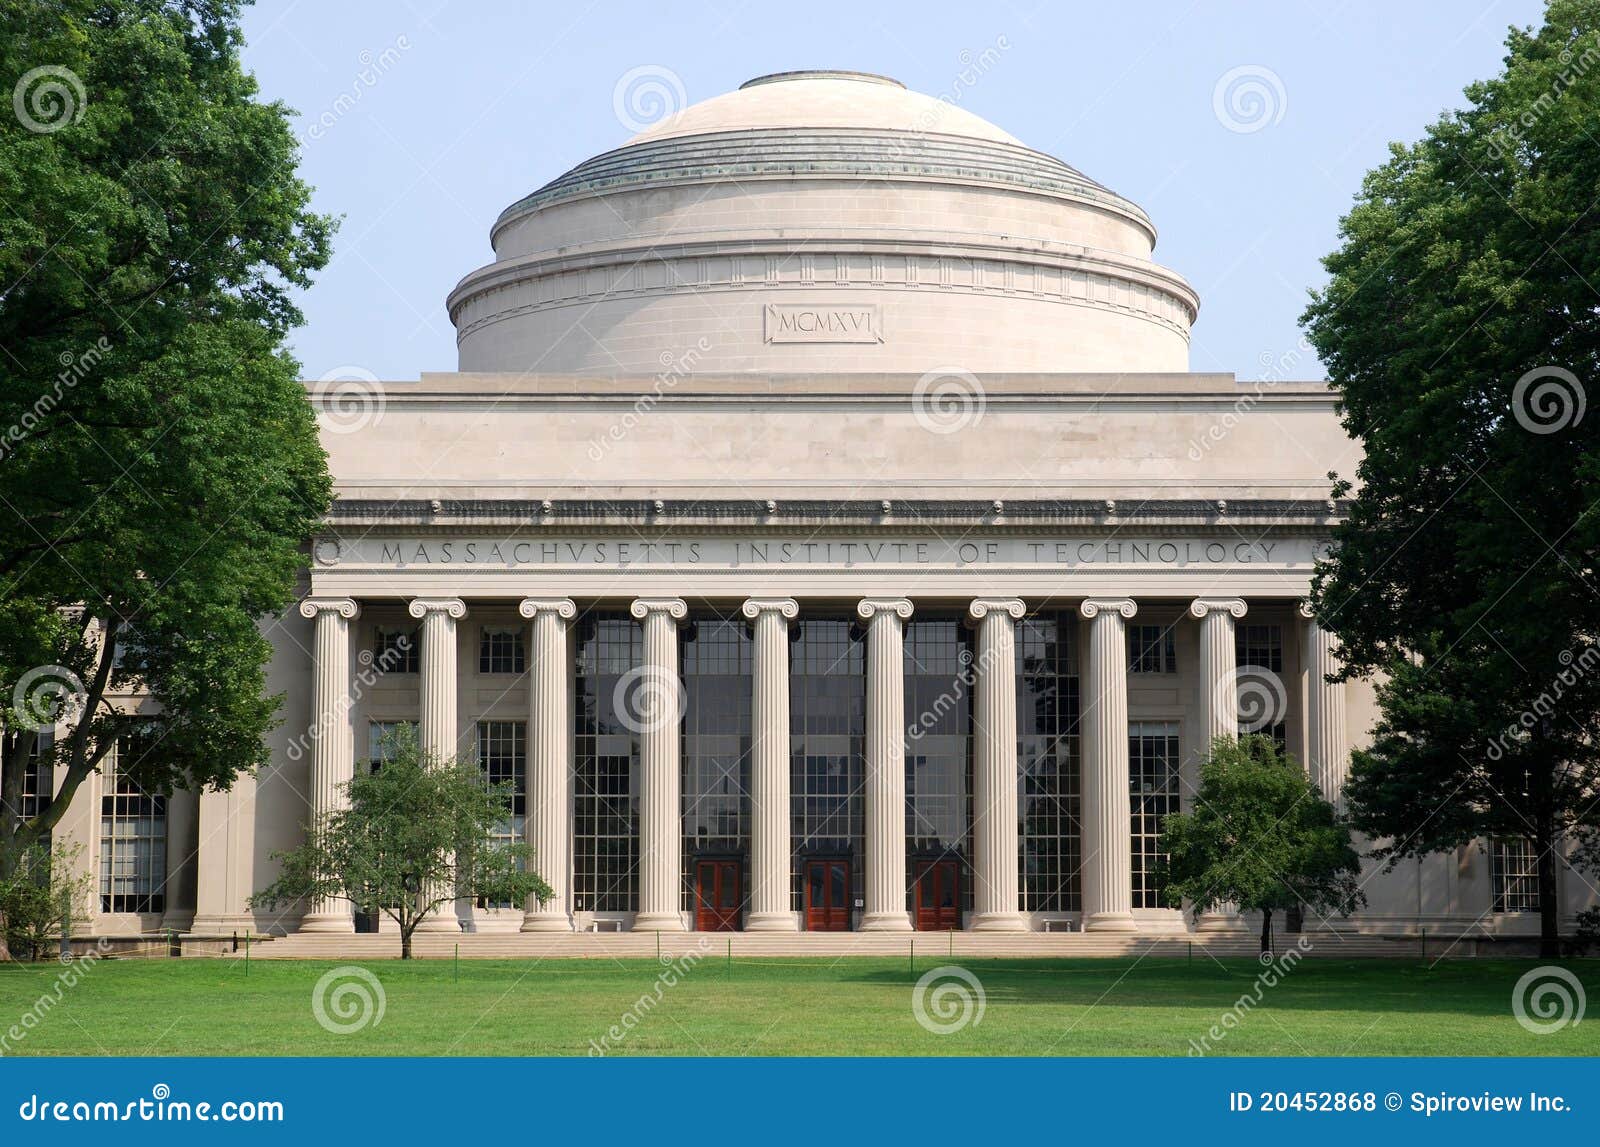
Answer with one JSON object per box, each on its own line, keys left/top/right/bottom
{"left": 46, "top": 70, "right": 1594, "bottom": 939}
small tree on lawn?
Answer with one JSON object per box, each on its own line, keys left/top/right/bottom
{"left": 1159, "top": 736, "right": 1365, "bottom": 954}
{"left": 253, "top": 730, "right": 551, "bottom": 958}
{"left": 0, "top": 842, "right": 93, "bottom": 962}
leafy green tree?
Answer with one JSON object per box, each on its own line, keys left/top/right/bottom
{"left": 0, "top": 0, "right": 334, "bottom": 953}
{"left": 1302, "top": 0, "right": 1600, "bottom": 955}
{"left": 253, "top": 731, "right": 554, "bottom": 959}
{"left": 1160, "top": 736, "right": 1364, "bottom": 953}
{"left": 0, "top": 841, "right": 93, "bottom": 961}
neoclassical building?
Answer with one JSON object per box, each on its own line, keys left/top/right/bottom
{"left": 50, "top": 70, "right": 1594, "bottom": 939}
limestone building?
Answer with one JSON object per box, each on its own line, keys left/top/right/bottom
{"left": 48, "top": 70, "right": 1594, "bottom": 940}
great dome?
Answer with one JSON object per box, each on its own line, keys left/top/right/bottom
{"left": 447, "top": 70, "right": 1198, "bottom": 375}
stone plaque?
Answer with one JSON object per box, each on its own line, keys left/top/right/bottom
{"left": 763, "top": 302, "right": 882, "bottom": 344}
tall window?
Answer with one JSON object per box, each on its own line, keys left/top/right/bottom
{"left": 1129, "top": 722, "right": 1181, "bottom": 909}
{"left": 477, "top": 720, "right": 526, "bottom": 908}
{"left": 1018, "top": 613, "right": 1080, "bottom": 912}
{"left": 904, "top": 617, "right": 973, "bottom": 911}
{"left": 366, "top": 720, "right": 417, "bottom": 769}
{"left": 1491, "top": 837, "right": 1540, "bottom": 913}
{"left": 574, "top": 613, "right": 641, "bottom": 912}
{"left": 1128, "top": 624, "right": 1177, "bottom": 674}
{"left": 680, "top": 616, "right": 752, "bottom": 911}
{"left": 99, "top": 732, "right": 166, "bottom": 914}
{"left": 373, "top": 626, "right": 419, "bottom": 674}
{"left": 479, "top": 627, "right": 526, "bottom": 675}
{"left": 789, "top": 617, "right": 865, "bottom": 911}
{"left": 1234, "top": 623, "right": 1286, "bottom": 745}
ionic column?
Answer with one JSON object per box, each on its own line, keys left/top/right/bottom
{"left": 968, "top": 598, "right": 1027, "bottom": 931}
{"left": 519, "top": 598, "right": 576, "bottom": 932}
{"left": 630, "top": 598, "right": 688, "bottom": 931}
{"left": 1188, "top": 597, "right": 1249, "bottom": 933}
{"left": 743, "top": 598, "right": 800, "bottom": 931}
{"left": 1079, "top": 598, "right": 1138, "bottom": 932}
{"left": 1299, "top": 602, "right": 1350, "bottom": 808}
{"left": 858, "top": 598, "right": 914, "bottom": 932}
{"left": 409, "top": 597, "right": 466, "bottom": 933}
{"left": 296, "top": 597, "right": 360, "bottom": 933}
{"left": 1190, "top": 598, "right": 1248, "bottom": 743}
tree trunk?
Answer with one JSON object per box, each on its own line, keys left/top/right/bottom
{"left": 1260, "top": 908, "right": 1274, "bottom": 956}
{"left": 400, "top": 925, "right": 413, "bottom": 960}
{"left": 1535, "top": 813, "right": 1560, "bottom": 960}
{"left": 1532, "top": 760, "right": 1561, "bottom": 959}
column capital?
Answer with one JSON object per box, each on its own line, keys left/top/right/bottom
{"left": 1297, "top": 599, "right": 1317, "bottom": 621}
{"left": 408, "top": 597, "right": 467, "bottom": 620}
{"left": 741, "top": 597, "right": 799, "bottom": 621}
{"left": 629, "top": 597, "right": 687, "bottom": 621}
{"left": 1188, "top": 597, "right": 1248, "bottom": 620}
{"left": 1079, "top": 598, "right": 1137, "bottom": 621}
{"left": 968, "top": 598, "right": 1025, "bottom": 623}
{"left": 856, "top": 598, "right": 913, "bottom": 621}
{"left": 518, "top": 597, "right": 577, "bottom": 620}
{"left": 299, "top": 597, "right": 359, "bottom": 621}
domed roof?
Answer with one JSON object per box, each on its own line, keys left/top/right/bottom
{"left": 449, "top": 70, "right": 1199, "bottom": 377}
{"left": 627, "top": 70, "right": 1024, "bottom": 147}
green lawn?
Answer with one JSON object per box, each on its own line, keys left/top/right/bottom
{"left": 1, "top": 956, "right": 1596, "bottom": 1056}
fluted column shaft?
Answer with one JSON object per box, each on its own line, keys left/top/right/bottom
{"left": 1192, "top": 598, "right": 1247, "bottom": 744}
{"left": 520, "top": 599, "right": 576, "bottom": 931}
{"left": 743, "top": 599, "right": 800, "bottom": 931}
{"left": 969, "top": 599, "right": 1027, "bottom": 931}
{"left": 1300, "top": 603, "right": 1350, "bottom": 808}
{"left": 1189, "top": 598, "right": 1249, "bottom": 933}
{"left": 631, "top": 598, "right": 688, "bottom": 931}
{"left": 410, "top": 597, "right": 466, "bottom": 933}
{"left": 298, "top": 598, "right": 360, "bottom": 932}
{"left": 859, "top": 599, "right": 914, "bottom": 931}
{"left": 1080, "top": 598, "right": 1138, "bottom": 932}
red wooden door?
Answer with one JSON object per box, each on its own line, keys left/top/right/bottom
{"left": 694, "top": 860, "right": 742, "bottom": 931}
{"left": 804, "top": 859, "right": 851, "bottom": 931}
{"left": 913, "top": 859, "right": 960, "bottom": 930}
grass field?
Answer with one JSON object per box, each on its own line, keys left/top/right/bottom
{"left": 1, "top": 956, "right": 1596, "bottom": 1056}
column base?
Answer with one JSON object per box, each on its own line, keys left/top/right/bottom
{"left": 160, "top": 911, "right": 196, "bottom": 934}
{"left": 520, "top": 911, "right": 574, "bottom": 933}
{"left": 633, "top": 912, "right": 687, "bottom": 932}
{"left": 745, "top": 911, "right": 800, "bottom": 932}
{"left": 415, "top": 912, "right": 462, "bottom": 933}
{"left": 859, "top": 911, "right": 913, "bottom": 932}
{"left": 967, "top": 911, "right": 1029, "bottom": 933}
{"left": 1083, "top": 910, "right": 1139, "bottom": 932}
{"left": 1195, "top": 912, "right": 1251, "bottom": 933}
{"left": 297, "top": 912, "right": 355, "bottom": 934}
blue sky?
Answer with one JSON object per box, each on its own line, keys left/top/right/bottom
{"left": 240, "top": 0, "right": 1548, "bottom": 382}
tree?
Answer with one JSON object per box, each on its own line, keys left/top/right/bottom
{"left": 1160, "top": 736, "right": 1364, "bottom": 954}
{"left": 1301, "top": 0, "right": 1600, "bottom": 956}
{"left": 252, "top": 730, "right": 553, "bottom": 959}
{"left": 0, "top": 841, "right": 94, "bottom": 961}
{"left": 0, "top": 0, "right": 335, "bottom": 954}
